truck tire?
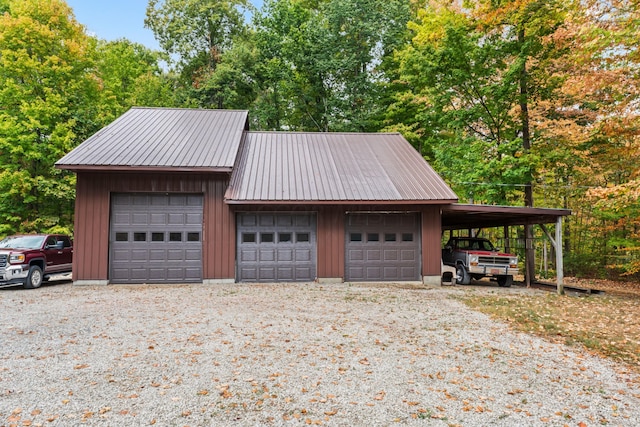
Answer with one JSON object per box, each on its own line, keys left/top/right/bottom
{"left": 497, "top": 275, "right": 513, "bottom": 287}
{"left": 24, "top": 265, "right": 43, "bottom": 289}
{"left": 456, "top": 264, "right": 471, "bottom": 285}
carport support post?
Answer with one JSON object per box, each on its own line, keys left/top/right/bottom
{"left": 525, "top": 224, "right": 535, "bottom": 287}
{"left": 556, "top": 217, "right": 564, "bottom": 295}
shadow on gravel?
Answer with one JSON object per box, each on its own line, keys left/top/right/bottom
{"left": 0, "top": 274, "right": 72, "bottom": 291}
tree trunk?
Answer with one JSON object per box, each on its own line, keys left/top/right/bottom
{"left": 519, "top": 26, "right": 535, "bottom": 287}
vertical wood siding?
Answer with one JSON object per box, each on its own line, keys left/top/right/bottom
{"left": 421, "top": 206, "right": 443, "bottom": 276}
{"left": 73, "top": 172, "right": 234, "bottom": 282}
{"left": 316, "top": 207, "right": 345, "bottom": 279}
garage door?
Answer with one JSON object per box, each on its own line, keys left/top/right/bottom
{"left": 237, "top": 213, "right": 316, "bottom": 282}
{"left": 109, "top": 193, "right": 203, "bottom": 284}
{"left": 345, "top": 213, "right": 421, "bottom": 281}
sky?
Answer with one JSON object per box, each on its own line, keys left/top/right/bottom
{"left": 66, "top": 0, "right": 161, "bottom": 49}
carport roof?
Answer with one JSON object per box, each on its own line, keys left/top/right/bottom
{"left": 56, "top": 107, "right": 249, "bottom": 172}
{"left": 225, "top": 131, "right": 459, "bottom": 204}
{"left": 442, "top": 204, "right": 571, "bottom": 229}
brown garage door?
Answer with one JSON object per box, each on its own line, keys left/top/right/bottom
{"left": 109, "top": 193, "right": 203, "bottom": 284}
{"left": 345, "top": 213, "right": 421, "bottom": 281}
{"left": 237, "top": 213, "right": 316, "bottom": 282}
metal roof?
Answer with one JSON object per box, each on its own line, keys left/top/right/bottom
{"left": 56, "top": 107, "right": 249, "bottom": 172}
{"left": 225, "top": 132, "right": 459, "bottom": 204}
{"left": 442, "top": 204, "right": 571, "bottom": 229}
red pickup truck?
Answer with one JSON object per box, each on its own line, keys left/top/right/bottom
{"left": 442, "top": 237, "right": 518, "bottom": 287}
{"left": 0, "top": 234, "right": 73, "bottom": 289}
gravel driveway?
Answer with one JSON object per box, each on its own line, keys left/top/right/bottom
{"left": 1, "top": 282, "right": 639, "bottom": 426}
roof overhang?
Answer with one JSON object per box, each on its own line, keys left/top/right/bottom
{"left": 225, "top": 199, "right": 458, "bottom": 205}
{"left": 442, "top": 204, "right": 571, "bottom": 230}
{"left": 55, "top": 165, "right": 233, "bottom": 173}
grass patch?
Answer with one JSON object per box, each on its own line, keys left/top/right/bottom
{"left": 460, "top": 292, "right": 640, "bottom": 371}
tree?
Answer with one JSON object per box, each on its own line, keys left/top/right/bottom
{"left": 95, "top": 38, "right": 173, "bottom": 118}
{"left": 0, "top": 0, "right": 99, "bottom": 235}
{"left": 252, "top": 0, "right": 410, "bottom": 131}
{"left": 145, "top": 0, "right": 250, "bottom": 108}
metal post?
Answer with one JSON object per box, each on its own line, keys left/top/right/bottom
{"left": 556, "top": 217, "right": 564, "bottom": 295}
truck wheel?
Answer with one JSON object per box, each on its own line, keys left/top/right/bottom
{"left": 456, "top": 265, "right": 471, "bottom": 285}
{"left": 497, "top": 275, "right": 513, "bottom": 288}
{"left": 24, "top": 266, "right": 43, "bottom": 289}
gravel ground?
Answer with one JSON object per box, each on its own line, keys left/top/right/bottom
{"left": 1, "top": 281, "right": 639, "bottom": 427}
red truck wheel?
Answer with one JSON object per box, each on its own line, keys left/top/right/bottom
{"left": 24, "top": 266, "right": 43, "bottom": 289}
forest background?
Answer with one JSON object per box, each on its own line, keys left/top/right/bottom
{"left": 1, "top": 0, "right": 639, "bottom": 281}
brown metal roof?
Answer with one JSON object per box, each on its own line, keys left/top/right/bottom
{"left": 442, "top": 204, "right": 571, "bottom": 229}
{"left": 56, "top": 107, "right": 249, "bottom": 172}
{"left": 225, "top": 132, "right": 459, "bottom": 204}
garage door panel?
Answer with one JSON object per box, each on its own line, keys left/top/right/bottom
{"left": 109, "top": 193, "right": 203, "bottom": 284}
{"left": 259, "top": 215, "right": 275, "bottom": 226}
{"left": 112, "top": 249, "right": 131, "bottom": 261}
{"left": 148, "top": 269, "right": 166, "bottom": 280}
{"left": 240, "top": 215, "right": 257, "bottom": 227}
{"left": 401, "top": 250, "right": 416, "bottom": 261}
{"left": 277, "top": 215, "right": 293, "bottom": 227}
{"left": 278, "top": 249, "right": 293, "bottom": 262}
{"left": 166, "top": 268, "right": 185, "bottom": 280}
{"left": 345, "top": 213, "right": 420, "bottom": 282}
{"left": 185, "top": 249, "right": 201, "bottom": 260}
{"left": 186, "top": 213, "right": 202, "bottom": 225}
{"left": 132, "top": 213, "right": 148, "bottom": 224}
{"left": 384, "top": 250, "right": 398, "bottom": 261}
{"left": 402, "top": 266, "right": 417, "bottom": 277}
{"left": 167, "top": 213, "right": 184, "bottom": 225}
{"left": 111, "top": 268, "right": 129, "bottom": 280}
{"left": 240, "top": 268, "right": 257, "bottom": 280}
{"left": 349, "top": 249, "right": 364, "bottom": 261}
{"left": 295, "top": 249, "right": 311, "bottom": 262}
{"left": 277, "top": 267, "right": 293, "bottom": 280}
{"left": 259, "top": 267, "right": 276, "bottom": 280}
{"left": 237, "top": 213, "right": 316, "bottom": 282}
{"left": 241, "top": 249, "right": 257, "bottom": 262}
{"left": 260, "top": 250, "right": 275, "bottom": 262}
{"left": 366, "top": 250, "right": 381, "bottom": 261}
{"left": 131, "top": 250, "right": 149, "bottom": 261}
{"left": 149, "top": 250, "right": 166, "bottom": 261}
{"left": 366, "top": 266, "right": 381, "bottom": 278}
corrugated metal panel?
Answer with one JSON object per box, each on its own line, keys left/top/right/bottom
{"left": 71, "top": 172, "right": 235, "bottom": 283}
{"left": 56, "top": 108, "right": 248, "bottom": 171}
{"left": 421, "top": 206, "right": 443, "bottom": 277}
{"left": 225, "top": 132, "right": 458, "bottom": 204}
{"left": 317, "top": 207, "right": 345, "bottom": 279}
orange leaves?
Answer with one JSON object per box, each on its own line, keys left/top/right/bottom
{"left": 218, "top": 384, "right": 233, "bottom": 399}
{"left": 373, "top": 390, "right": 386, "bottom": 401}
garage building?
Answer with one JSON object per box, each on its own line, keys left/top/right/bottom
{"left": 56, "top": 107, "right": 565, "bottom": 286}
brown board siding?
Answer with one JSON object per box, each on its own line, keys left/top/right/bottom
{"left": 317, "top": 207, "right": 345, "bottom": 279}
{"left": 73, "top": 172, "right": 234, "bottom": 282}
{"left": 421, "top": 206, "right": 443, "bottom": 277}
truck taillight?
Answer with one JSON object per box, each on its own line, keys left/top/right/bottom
{"left": 9, "top": 253, "right": 25, "bottom": 264}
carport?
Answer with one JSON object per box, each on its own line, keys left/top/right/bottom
{"left": 442, "top": 204, "right": 571, "bottom": 294}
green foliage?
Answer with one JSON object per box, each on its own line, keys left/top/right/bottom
{"left": 95, "top": 39, "right": 170, "bottom": 117}
{"left": 0, "top": 0, "right": 100, "bottom": 235}
{"left": 249, "top": 0, "right": 410, "bottom": 131}
{"left": 145, "top": 0, "right": 250, "bottom": 102}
